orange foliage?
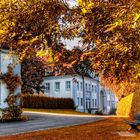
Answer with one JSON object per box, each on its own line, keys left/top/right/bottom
{"left": 117, "top": 90, "right": 140, "bottom": 119}
{"left": 117, "top": 93, "right": 134, "bottom": 117}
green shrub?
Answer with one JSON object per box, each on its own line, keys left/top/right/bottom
{"left": 22, "top": 94, "right": 75, "bottom": 109}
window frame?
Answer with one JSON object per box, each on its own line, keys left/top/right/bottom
{"left": 65, "top": 81, "right": 71, "bottom": 91}
{"left": 55, "top": 82, "right": 60, "bottom": 91}
{"left": 45, "top": 82, "right": 50, "bottom": 92}
{"left": 77, "top": 81, "right": 79, "bottom": 91}
{"left": 80, "top": 82, "right": 83, "bottom": 91}
{"left": 81, "top": 98, "right": 83, "bottom": 106}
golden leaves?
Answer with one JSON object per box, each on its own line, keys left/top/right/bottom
{"left": 134, "top": 13, "right": 140, "bottom": 22}
{"left": 0, "top": 0, "right": 69, "bottom": 57}
{"left": 77, "top": 0, "right": 93, "bottom": 14}
{"left": 104, "top": 20, "right": 123, "bottom": 33}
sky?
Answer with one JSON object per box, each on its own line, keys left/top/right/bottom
{"left": 62, "top": 0, "right": 81, "bottom": 50}
{"left": 67, "top": 0, "right": 77, "bottom": 7}
{"left": 61, "top": 37, "right": 82, "bottom": 50}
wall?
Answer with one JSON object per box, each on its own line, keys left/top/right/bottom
{"left": 43, "top": 75, "right": 73, "bottom": 98}
{"left": 0, "top": 49, "right": 21, "bottom": 118}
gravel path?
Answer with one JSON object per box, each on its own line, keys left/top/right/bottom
{"left": 0, "top": 112, "right": 104, "bottom": 136}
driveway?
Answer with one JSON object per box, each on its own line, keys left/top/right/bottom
{"left": 0, "top": 111, "right": 104, "bottom": 136}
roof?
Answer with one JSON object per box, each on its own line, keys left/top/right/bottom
{"left": 44, "top": 67, "right": 99, "bottom": 81}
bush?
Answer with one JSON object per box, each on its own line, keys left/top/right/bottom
{"left": 22, "top": 94, "right": 75, "bottom": 109}
{"left": 95, "top": 110, "right": 103, "bottom": 115}
{"left": 109, "top": 108, "right": 116, "bottom": 115}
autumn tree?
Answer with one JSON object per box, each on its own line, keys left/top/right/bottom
{"left": 0, "top": 0, "right": 140, "bottom": 99}
{"left": 21, "top": 56, "right": 45, "bottom": 94}
{"left": 74, "top": 0, "right": 140, "bottom": 98}
{"left": 0, "top": 0, "right": 70, "bottom": 59}
{"left": 73, "top": 55, "right": 94, "bottom": 112}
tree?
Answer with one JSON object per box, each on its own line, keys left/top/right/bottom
{"left": 0, "top": 0, "right": 140, "bottom": 99}
{"left": 0, "top": 0, "right": 70, "bottom": 58}
{"left": 74, "top": 58, "right": 93, "bottom": 112}
{"left": 21, "top": 55, "right": 45, "bottom": 94}
{"left": 75, "top": 0, "right": 140, "bottom": 98}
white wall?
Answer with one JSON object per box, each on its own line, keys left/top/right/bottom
{"left": 43, "top": 75, "right": 73, "bottom": 98}
{"left": 43, "top": 74, "right": 99, "bottom": 112}
{"left": 0, "top": 80, "right": 9, "bottom": 109}
{"left": 0, "top": 49, "right": 21, "bottom": 110}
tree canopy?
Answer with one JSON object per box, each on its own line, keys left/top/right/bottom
{"left": 0, "top": 0, "right": 70, "bottom": 58}
{"left": 76, "top": 0, "right": 140, "bottom": 98}
{"left": 0, "top": 0, "right": 140, "bottom": 98}
{"left": 21, "top": 55, "right": 45, "bottom": 94}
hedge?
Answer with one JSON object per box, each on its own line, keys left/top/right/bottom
{"left": 117, "top": 93, "right": 133, "bottom": 117}
{"left": 117, "top": 91, "right": 140, "bottom": 119}
{"left": 22, "top": 95, "right": 75, "bottom": 109}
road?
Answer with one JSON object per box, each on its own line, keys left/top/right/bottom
{"left": 0, "top": 112, "right": 104, "bottom": 136}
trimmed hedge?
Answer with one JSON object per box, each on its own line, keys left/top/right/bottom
{"left": 22, "top": 95, "right": 75, "bottom": 109}
{"left": 117, "top": 92, "right": 140, "bottom": 119}
{"left": 117, "top": 93, "right": 133, "bottom": 117}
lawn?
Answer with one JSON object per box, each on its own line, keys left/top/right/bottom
{"left": 23, "top": 108, "right": 91, "bottom": 115}
{"left": 1, "top": 117, "right": 140, "bottom": 140}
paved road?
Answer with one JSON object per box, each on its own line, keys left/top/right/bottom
{"left": 0, "top": 112, "right": 104, "bottom": 136}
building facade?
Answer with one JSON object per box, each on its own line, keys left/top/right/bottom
{"left": 43, "top": 71, "right": 118, "bottom": 114}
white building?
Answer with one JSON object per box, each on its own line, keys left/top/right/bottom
{"left": 43, "top": 69, "right": 118, "bottom": 114}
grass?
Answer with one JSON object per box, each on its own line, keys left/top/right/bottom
{"left": 1, "top": 117, "right": 140, "bottom": 140}
{"left": 23, "top": 108, "right": 91, "bottom": 115}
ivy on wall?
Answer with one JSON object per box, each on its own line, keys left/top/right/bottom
{"left": 0, "top": 64, "right": 22, "bottom": 120}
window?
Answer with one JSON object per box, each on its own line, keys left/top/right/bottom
{"left": 86, "top": 99, "right": 88, "bottom": 109}
{"left": 80, "top": 82, "right": 83, "bottom": 91}
{"left": 95, "top": 85, "right": 97, "bottom": 93}
{"left": 81, "top": 98, "right": 83, "bottom": 106}
{"left": 77, "top": 97, "right": 79, "bottom": 106}
{"left": 55, "top": 82, "right": 60, "bottom": 91}
{"left": 92, "top": 99, "right": 97, "bottom": 108}
{"left": 92, "top": 85, "right": 94, "bottom": 92}
{"left": 86, "top": 99, "right": 90, "bottom": 109}
{"left": 46, "top": 83, "right": 50, "bottom": 92}
{"left": 92, "top": 99, "right": 94, "bottom": 107}
{"left": 89, "top": 84, "right": 91, "bottom": 91}
{"left": 95, "top": 99, "right": 97, "bottom": 107}
{"left": 85, "top": 83, "right": 88, "bottom": 91}
{"left": 77, "top": 82, "right": 79, "bottom": 91}
{"left": 108, "top": 101, "right": 110, "bottom": 106}
{"left": 66, "top": 81, "right": 71, "bottom": 91}
{"left": 89, "top": 100, "right": 91, "bottom": 108}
